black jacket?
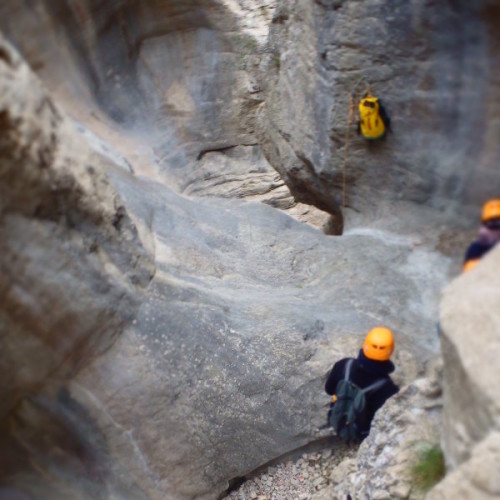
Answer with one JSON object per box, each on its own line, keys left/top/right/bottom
{"left": 325, "top": 350, "right": 399, "bottom": 433}
{"left": 464, "top": 240, "right": 495, "bottom": 262}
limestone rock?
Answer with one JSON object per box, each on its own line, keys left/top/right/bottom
{"left": 1, "top": 1, "right": 500, "bottom": 499}
{"left": 0, "top": 23, "right": 455, "bottom": 498}
{"left": 184, "top": 144, "right": 331, "bottom": 230}
{"left": 4, "top": 0, "right": 500, "bottom": 240}
{"left": 0, "top": 0, "right": 274, "bottom": 189}
{"left": 0, "top": 33, "right": 153, "bottom": 419}
{"left": 259, "top": 0, "right": 500, "bottom": 231}
{"left": 438, "top": 246, "right": 500, "bottom": 468}
{"left": 0, "top": 38, "right": 452, "bottom": 493}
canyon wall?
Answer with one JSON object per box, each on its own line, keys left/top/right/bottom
{"left": 1, "top": 1, "right": 500, "bottom": 498}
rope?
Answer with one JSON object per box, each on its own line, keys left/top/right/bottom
{"left": 341, "top": 79, "right": 372, "bottom": 211}
{"left": 342, "top": 93, "right": 355, "bottom": 210}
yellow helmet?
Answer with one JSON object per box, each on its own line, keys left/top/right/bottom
{"left": 481, "top": 199, "right": 500, "bottom": 222}
{"left": 363, "top": 326, "right": 394, "bottom": 361}
{"left": 463, "top": 259, "right": 480, "bottom": 273}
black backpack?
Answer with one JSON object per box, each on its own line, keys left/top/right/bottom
{"left": 328, "top": 359, "right": 388, "bottom": 443}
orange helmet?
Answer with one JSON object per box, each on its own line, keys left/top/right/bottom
{"left": 463, "top": 259, "right": 480, "bottom": 273}
{"left": 363, "top": 326, "right": 394, "bottom": 361}
{"left": 481, "top": 199, "right": 500, "bottom": 222}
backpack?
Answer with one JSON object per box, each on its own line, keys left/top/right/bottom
{"left": 358, "top": 95, "right": 390, "bottom": 140}
{"left": 328, "top": 359, "right": 388, "bottom": 443}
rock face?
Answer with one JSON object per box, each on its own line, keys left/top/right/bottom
{"left": 4, "top": 1, "right": 500, "bottom": 234}
{"left": 0, "top": 32, "right": 153, "bottom": 419}
{"left": 0, "top": 32, "right": 153, "bottom": 499}
{"left": 0, "top": 32, "right": 447, "bottom": 499}
{"left": 260, "top": 0, "right": 500, "bottom": 230}
{"left": 0, "top": 0, "right": 336, "bottom": 231}
{"left": 0, "top": 1, "right": 275, "bottom": 199}
{"left": 1, "top": 0, "right": 500, "bottom": 499}
{"left": 427, "top": 247, "right": 500, "bottom": 498}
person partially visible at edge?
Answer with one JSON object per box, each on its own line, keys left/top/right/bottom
{"left": 324, "top": 326, "right": 399, "bottom": 439}
{"left": 463, "top": 199, "right": 500, "bottom": 272}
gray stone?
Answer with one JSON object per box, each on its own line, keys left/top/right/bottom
{"left": 1, "top": 1, "right": 500, "bottom": 500}
{"left": 0, "top": 43, "right": 449, "bottom": 494}
{"left": 0, "top": 32, "right": 153, "bottom": 420}
{"left": 259, "top": 0, "right": 500, "bottom": 233}
{"left": 437, "top": 247, "right": 500, "bottom": 475}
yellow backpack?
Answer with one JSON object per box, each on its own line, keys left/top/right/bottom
{"left": 358, "top": 95, "right": 390, "bottom": 140}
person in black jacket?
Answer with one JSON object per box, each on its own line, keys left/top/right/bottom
{"left": 325, "top": 326, "right": 399, "bottom": 439}
{"left": 463, "top": 199, "right": 500, "bottom": 272}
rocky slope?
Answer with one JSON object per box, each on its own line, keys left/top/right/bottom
{"left": 1, "top": 0, "right": 500, "bottom": 499}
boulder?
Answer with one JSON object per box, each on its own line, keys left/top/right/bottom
{"left": 438, "top": 246, "right": 500, "bottom": 469}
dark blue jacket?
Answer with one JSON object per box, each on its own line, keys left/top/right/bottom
{"left": 464, "top": 240, "right": 495, "bottom": 263}
{"left": 325, "top": 350, "right": 399, "bottom": 434}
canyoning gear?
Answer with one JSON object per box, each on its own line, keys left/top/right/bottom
{"left": 328, "top": 359, "right": 390, "bottom": 443}
{"left": 481, "top": 199, "right": 500, "bottom": 222}
{"left": 325, "top": 350, "right": 399, "bottom": 439}
{"left": 463, "top": 259, "right": 480, "bottom": 273}
{"left": 362, "top": 327, "right": 394, "bottom": 361}
{"left": 357, "top": 95, "right": 390, "bottom": 140}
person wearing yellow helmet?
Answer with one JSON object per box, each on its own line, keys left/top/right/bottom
{"left": 463, "top": 199, "right": 500, "bottom": 272}
{"left": 325, "top": 327, "right": 399, "bottom": 441}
